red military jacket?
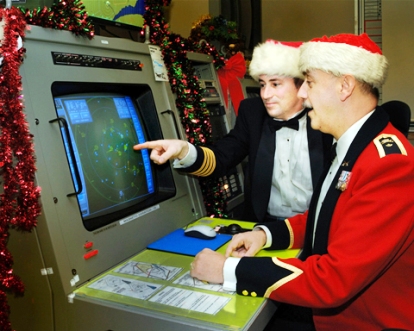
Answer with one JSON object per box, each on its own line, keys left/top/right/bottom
{"left": 235, "top": 118, "right": 414, "bottom": 330}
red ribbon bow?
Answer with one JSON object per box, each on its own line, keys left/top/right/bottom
{"left": 217, "top": 52, "right": 246, "bottom": 115}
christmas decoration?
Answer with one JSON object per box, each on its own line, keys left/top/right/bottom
{"left": 190, "top": 15, "right": 238, "bottom": 43}
{"left": 18, "top": 0, "right": 95, "bottom": 39}
{"left": 143, "top": 1, "right": 229, "bottom": 218}
{"left": 189, "top": 15, "right": 246, "bottom": 114}
{"left": 189, "top": 14, "right": 245, "bottom": 59}
{"left": 217, "top": 52, "right": 246, "bottom": 115}
{"left": 0, "top": 6, "right": 41, "bottom": 331}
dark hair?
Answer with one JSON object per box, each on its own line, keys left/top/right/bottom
{"left": 359, "top": 81, "right": 380, "bottom": 100}
{"left": 294, "top": 77, "right": 304, "bottom": 89}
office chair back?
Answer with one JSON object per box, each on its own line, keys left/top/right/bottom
{"left": 381, "top": 100, "right": 411, "bottom": 137}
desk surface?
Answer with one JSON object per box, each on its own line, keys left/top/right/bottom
{"left": 74, "top": 218, "right": 299, "bottom": 330}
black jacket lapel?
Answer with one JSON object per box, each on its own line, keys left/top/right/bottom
{"left": 307, "top": 115, "right": 333, "bottom": 188}
{"left": 305, "top": 107, "right": 389, "bottom": 256}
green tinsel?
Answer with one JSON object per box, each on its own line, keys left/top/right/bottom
{"left": 18, "top": 0, "right": 95, "bottom": 39}
{"left": 144, "top": 0, "right": 228, "bottom": 218}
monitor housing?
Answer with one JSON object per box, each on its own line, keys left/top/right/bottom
{"left": 83, "top": 0, "right": 145, "bottom": 31}
{"left": 8, "top": 26, "right": 205, "bottom": 330}
{"left": 51, "top": 82, "right": 176, "bottom": 231}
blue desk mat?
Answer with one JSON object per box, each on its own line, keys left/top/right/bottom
{"left": 147, "top": 228, "right": 233, "bottom": 256}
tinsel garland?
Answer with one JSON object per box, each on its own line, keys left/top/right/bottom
{"left": 189, "top": 14, "right": 239, "bottom": 43}
{"left": 143, "top": 0, "right": 229, "bottom": 218}
{"left": 189, "top": 14, "right": 245, "bottom": 60}
{"left": 18, "top": 0, "right": 95, "bottom": 39}
{"left": 0, "top": 6, "right": 41, "bottom": 331}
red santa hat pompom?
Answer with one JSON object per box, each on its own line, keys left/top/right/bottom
{"left": 249, "top": 39, "right": 304, "bottom": 81}
{"left": 299, "top": 33, "right": 388, "bottom": 88}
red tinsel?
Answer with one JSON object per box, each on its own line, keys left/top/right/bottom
{"left": 0, "top": 6, "right": 41, "bottom": 331}
{"left": 18, "top": 0, "right": 95, "bottom": 39}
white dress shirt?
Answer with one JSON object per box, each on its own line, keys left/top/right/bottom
{"left": 173, "top": 143, "right": 197, "bottom": 168}
{"left": 268, "top": 113, "right": 312, "bottom": 217}
{"left": 174, "top": 112, "right": 312, "bottom": 218}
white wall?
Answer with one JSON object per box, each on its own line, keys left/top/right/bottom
{"left": 382, "top": 0, "right": 414, "bottom": 119}
{"left": 261, "top": 0, "right": 355, "bottom": 41}
{"left": 166, "top": 0, "right": 355, "bottom": 41}
{"left": 165, "top": 0, "right": 210, "bottom": 37}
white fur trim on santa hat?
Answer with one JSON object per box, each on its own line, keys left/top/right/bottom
{"left": 299, "top": 40, "right": 388, "bottom": 88}
{"left": 249, "top": 41, "right": 304, "bottom": 81}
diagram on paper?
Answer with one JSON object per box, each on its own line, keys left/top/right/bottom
{"left": 174, "top": 272, "right": 235, "bottom": 294}
{"left": 88, "top": 275, "right": 161, "bottom": 300}
{"left": 114, "top": 261, "right": 182, "bottom": 280}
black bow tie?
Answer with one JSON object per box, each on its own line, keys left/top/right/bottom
{"left": 267, "top": 110, "right": 307, "bottom": 132}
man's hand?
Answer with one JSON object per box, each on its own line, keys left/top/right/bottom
{"left": 133, "top": 139, "right": 188, "bottom": 164}
{"left": 190, "top": 248, "right": 226, "bottom": 284}
{"left": 225, "top": 230, "right": 267, "bottom": 258}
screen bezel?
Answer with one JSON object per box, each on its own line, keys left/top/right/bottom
{"left": 51, "top": 82, "right": 176, "bottom": 231}
{"left": 90, "top": 16, "right": 144, "bottom": 33}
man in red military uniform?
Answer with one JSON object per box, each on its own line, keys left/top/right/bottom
{"left": 190, "top": 33, "right": 414, "bottom": 330}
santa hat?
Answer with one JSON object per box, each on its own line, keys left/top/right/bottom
{"left": 249, "top": 39, "right": 304, "bottom": 81}
{"left": 299, "top": 33, "right": 388, "bottom": 88}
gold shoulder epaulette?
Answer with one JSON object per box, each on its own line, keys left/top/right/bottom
{"left": 373, "top": 134, "right": 407, "bottom": 158}
{"left": 189, "top": 147, "right": 216, "bottom": 176}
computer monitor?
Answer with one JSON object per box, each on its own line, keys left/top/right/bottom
{"left": 82, "top": 0, "right": 145, "bottom": 30}
{"left": 52, "top": 82, "right": 176, "bottom": 231}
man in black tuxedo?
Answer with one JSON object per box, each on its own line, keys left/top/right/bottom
{"left": 134, "top": 40, "right": 332, "bottom": 223}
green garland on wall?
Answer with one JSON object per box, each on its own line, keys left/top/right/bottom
{"left": 143, "top": 0, "right": 231, "bottom": 218}
{"left": 18, "top": 0, "right": 94, "bottom": 38}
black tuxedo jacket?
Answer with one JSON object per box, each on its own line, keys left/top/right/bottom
{"left": 184, "top": 97, "right": 332, "bottom": 222}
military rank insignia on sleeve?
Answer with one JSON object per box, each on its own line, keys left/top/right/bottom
{"left": 373, "top": 134, "right": 407, "bottom": 158}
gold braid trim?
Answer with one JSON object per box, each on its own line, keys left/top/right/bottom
{"left": 189, "top": 147, "right": 216, "bottom": 176}
{"left": 284, "top": 219, "right": 294, "bottom": 249}
{"left": 373, "top": 133, "right": 407, "bottom": 158}
{"left": 264, "top": 258, "right": 303, "bottom": 297}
